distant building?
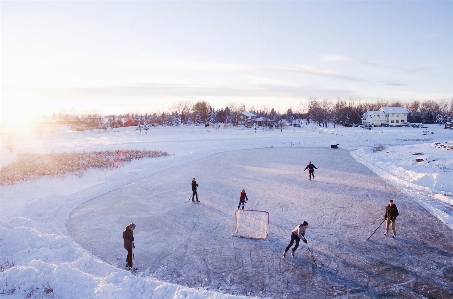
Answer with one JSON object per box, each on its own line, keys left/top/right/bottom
{"left": 381, "top": 107, "right": 408, "bottom": 126}
{"left": 362, "top": 107, "right": 408, "bottom": 126}
{"left": 255, "top": 117, "right": 275, "bottom": 127}
{"left": 238, "top": 111, "right": 256, "bottom": 127}
{"left": 362, "top": 110, "right": 386, "bottom": 127}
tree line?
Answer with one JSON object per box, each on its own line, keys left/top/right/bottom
{"left": 53, "top": 98, "right": 453, "bottom": 131}
{"left": 307, "top": 98, "right": 453, "bottom": 128}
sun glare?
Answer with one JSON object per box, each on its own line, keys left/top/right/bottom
{"left": 1, "top": 91, "right": 44, "bottom": 134}
{"left": 0, "top": 110, "right": 38, "bottom": 134}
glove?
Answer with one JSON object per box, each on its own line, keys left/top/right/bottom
{"left": 303, "top": 238, "right": 307, "bottom": 244}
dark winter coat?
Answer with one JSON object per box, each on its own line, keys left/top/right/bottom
{"left": 304, "top": 163, "right": 318, "bottom": 172}
{"left": 385, "top": 204, "right": 399, "bottom": 221}
{"left": 123, "top": 226, "right": 134, "bottom": 250}
{"left": 240, "top": 191, "right": 248, "bottom": 202}
{"left": 192, "top": 181, "right": 198, "bottom": 191}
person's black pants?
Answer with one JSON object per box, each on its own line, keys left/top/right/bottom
{"left": 238, "top": 200, "right": 245, "bottom": 210}
{"left": 285, "top": 233, "right": 300, "bottom": 252}
{"left": 126, "top": 248, "right": 133, "bottom": 267}
{"left": 192, "top": 191, "right": 198, "bottom": 201}
{"left": 309, "top": 170, "right": 315, "bottom": 180}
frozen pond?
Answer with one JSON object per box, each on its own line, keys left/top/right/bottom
{"left": 68, "top": 147, "right": 453, "bottom": 298}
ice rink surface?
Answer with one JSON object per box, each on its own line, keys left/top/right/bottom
{"left": 68, "top": 147, "right": 453, "bottom": 298}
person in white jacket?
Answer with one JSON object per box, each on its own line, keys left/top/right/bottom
{"left": 283, "top": 221, "right": 308, "bottom": 257}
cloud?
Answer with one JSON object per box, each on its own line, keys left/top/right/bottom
{"left": 379, "top": 81, "right": 408, "bottom": 87}
{"left": 17, "top": 82, "right": 353, "bottom": 101}
{"left": 321, "top": 54, "right": 431, "bottom": 74}
{"left": 259, "top": 65, "right": 365, "bottom": 82}
{"left": 321, "top": 55, "right": 358, "bottom": 64}
{"left": 322, "top": 55, "right": 384, "bottom": 69}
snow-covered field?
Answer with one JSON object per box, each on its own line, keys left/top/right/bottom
{"left": 1, "top": 124, "right": 452, "bottom": 298}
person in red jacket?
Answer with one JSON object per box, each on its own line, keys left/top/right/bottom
{"left": 123, "top": 223, "right": 136, "bottom": 268}
{"left": 237, "top": 189, "right": 249, "bottom": 210}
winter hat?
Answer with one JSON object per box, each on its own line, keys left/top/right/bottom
{"left": 128, "top": 223, "right": 136, "bottom": 228}
{"left": 302, "top": 221, "right": 308, "bottom": 226}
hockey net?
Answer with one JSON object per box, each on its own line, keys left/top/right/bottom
{"left": 233, "top": 209, "right": 269, "bottom": 239}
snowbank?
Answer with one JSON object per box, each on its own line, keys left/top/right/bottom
{"left": 1, "top": 124, "right": 452, "bottom": 298}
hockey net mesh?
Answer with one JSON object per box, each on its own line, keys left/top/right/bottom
{"left": 233, "top": 210, "right": 269, "bottom": 239}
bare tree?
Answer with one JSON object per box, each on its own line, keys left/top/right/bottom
{"left": 192, "top": 101, "right": 210, "bottom": 124}
{"left": 171, "top": 101, "right": 193, "bottom": 124}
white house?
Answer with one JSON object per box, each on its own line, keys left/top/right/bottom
{"left": 362, "top": 110, "right": 386, "bottom": 127}
{"left": 238, "top": 111, "right": 256, "bottom": 127}
{"left": 380, "top": 107, "right": 408, "bottom": 126}
{"left": 362, "top": 107, "right": 408, "bottom": 126}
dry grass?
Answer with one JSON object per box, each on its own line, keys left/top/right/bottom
{"left": 0, "top": 150, "right": 168, "bottom": 186}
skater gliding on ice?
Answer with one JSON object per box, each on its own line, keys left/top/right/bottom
{"left": 191, "top": 177, "right": 199, "bottom": 202}
{"left": 283, "top": 221, "right": 308, "bottom": 257}
{"left": 384, "top": 200, "right": 399, "bottom": 238}
{"left": 237, "top": 189, "right": 248, "bottom": 210}
{"left": 123, "top": 223, "right": 136, "bottom": 268}
{"left": 304, "top": 161, "right": 318, "bottom": 180}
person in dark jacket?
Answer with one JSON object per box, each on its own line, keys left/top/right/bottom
{"left": 191, "top": 177, "right": 199, "bottom": 202}
{"left": 123, "top": 223, "right": 136, "bottom": 268}
{"left": 237, "top": 189, "right": 248, "bottom": 210}
{"left": 384, "top": 200, "right": 399, "bottom": 238}
{"left": 283, "top": 221, "right": 308, "bottom": 257}
{"left": 304, "top": 161, "right": 318, "bottom": 180}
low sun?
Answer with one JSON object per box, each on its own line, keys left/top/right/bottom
{"left": 1, "top": 94, "right": 41, "bottom": 133}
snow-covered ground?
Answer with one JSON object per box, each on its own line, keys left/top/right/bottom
{"left": 1, "top": 124, "right": 452, "bottom": 298}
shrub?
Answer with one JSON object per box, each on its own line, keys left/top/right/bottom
{"left": 372, "top": 144, "right": 386, "bottom": 153}
{"left": 5, "top": 141, "right": 15, "bottom": 153}
{"left": 0, "top": 150, "right": 168, "bottom": 185}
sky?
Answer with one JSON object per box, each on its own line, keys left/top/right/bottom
{"left": 1, "top": 0, "right": 453, "bottom": 125}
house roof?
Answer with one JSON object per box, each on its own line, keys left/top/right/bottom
{"left": 364, "top": 111, "right": 385, "bottom": 116}
{"left": 241, "top": 111, "right": 256, "bottom": 117}
{"left": 380, "top": 107, "right": 408, "bottom": 114}
{"left": 255, "top": 117, "right": 274, "bottom": 121}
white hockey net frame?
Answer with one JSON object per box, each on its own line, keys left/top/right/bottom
{"left": 233, "top": 209, "right": 270, "bottom": 239}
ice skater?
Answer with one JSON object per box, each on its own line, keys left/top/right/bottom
{"left": 237, "top": 188, "right": 248, "bottom": 210}
{"left": 123, "top": 223, "right": 136, "bottom": 268}
{"left": 304, "top": 161, "right": 318, "bottom": 180}
{"left": 191, "top": 177, "right": 199, "bottom": 202}
{"left": 283, "top": 221, "right": 308, "bottom": 257}
{"left": 384, "top": 200, "right": 399, "bottom": 238}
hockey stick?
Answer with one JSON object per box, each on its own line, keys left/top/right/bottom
{"left": 366, "top": 219, "right": 385, "bottom": 241}
{"left": 130, "top": 242, "right": 139, "bottom": 271}
{"left": 306, "top": 243, "right": 318, "bottom": 268}
{"left": 132, "top": 242, "right": 134, "bottom": 267}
